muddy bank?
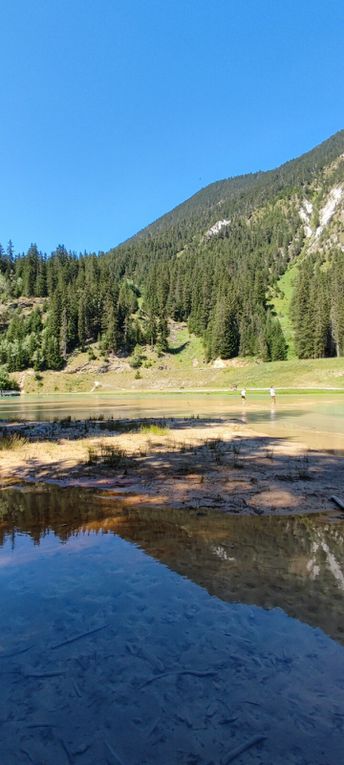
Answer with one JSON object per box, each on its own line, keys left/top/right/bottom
{"left": 0, "top": 416, "right": 343, "bottom": 516}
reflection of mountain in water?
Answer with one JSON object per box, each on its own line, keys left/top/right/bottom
{"left": 1, "top": 487, "right": 344, "bottom": 643}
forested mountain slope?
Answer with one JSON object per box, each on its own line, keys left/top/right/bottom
{"left": 125, "top": 128, "right": 344, "bottom": 243}
{"left": 0, "top": 129, "right": 343, "bottom": 378}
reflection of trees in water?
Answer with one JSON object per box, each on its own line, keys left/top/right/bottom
{"left": 0, "top": 488, "right": 107, "bottom": 546}
{"left": 1, "top": 489, "right": 344, "bottom": 643}
{"left": 300, "top": 523, "right": 344, "bottom": 591}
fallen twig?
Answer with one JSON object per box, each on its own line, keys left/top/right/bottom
{"left": 51, "top": 624, "right": 108, "bottom": 650}
{"left": 0, "top": 645, "right": 33, "bottom": 659}
{"left": 60, "top": 738, "right": 73, "bottom": 765}
{"left": 224, "top": 734, "right": 266, "bottom": 763}
{"left": 24, "top": 671, "right": 65, "bottom": 678}
{"left": 140, "top": 669, "right": 217, "bottom": 688}
{"left": 105, "top": 740, "right": 124, "bottom": 765}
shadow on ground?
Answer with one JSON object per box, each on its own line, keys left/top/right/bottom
{"left": 1, "top": 414, "right": 343, "bottom": 518}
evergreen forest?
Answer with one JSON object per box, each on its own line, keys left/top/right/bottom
{"left": 0, "top": 129, "right": 343, "bottom": 377}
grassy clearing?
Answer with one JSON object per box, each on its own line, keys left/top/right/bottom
{"left": 13, "top": 322, "right": 344, "bottom": 394}
{"left": 222, "top": 356, "right": 344, "bottom": 389}
{"left": 269, "top": 264, "right": 298, "bottom": 359}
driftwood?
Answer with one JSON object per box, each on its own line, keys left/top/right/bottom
{"left": 331, "top": 495, "right": 344, "bottom": 511}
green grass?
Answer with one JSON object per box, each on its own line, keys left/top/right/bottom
{"left": 222, "top": 356, "right": 344, "bottom": 389}
{"left": 16, "top": 321, "right": 344, "bottom": 394}
{"left": 87, "top": 443, "right": 127, "bottom": 467}
{"left": 140, "top": 423, "right": 169, "bottom": 436}
{"left": 269, "top": 264, "right": 298, "bottom": 358}
{"left": 0, "top": 434, "right": 27, "bottom": 450}
{"left": 168, "top": 326, "right": 205, "bottom": 364}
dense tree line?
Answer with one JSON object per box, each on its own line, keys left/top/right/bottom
{"left": 291, "top": 250, "right": 344, "bottom": 358}
{"left": 1, "top": 207, "right": 343, "bottom": 373}
{"left": 0, "top": 203, "right": 296, "bottom": 371}
{"left": 0, "top": 243, "right": 169, "bottom": 371}
{"left": 0, "top": 130, "right": 343, "bottom": 372}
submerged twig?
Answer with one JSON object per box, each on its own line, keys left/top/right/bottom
{"left": 51, "top": 624, "right": 108, "bottom": 650}
{"left": 20, "top": 749, "right": 34, "bottom": 763}
{"left": 72, "top": 680, "right": 83, "bottom": 698}
{"left": 105, "top": 740, "right": 124, "bottom": 765}
{"left": 140, "top": 669, "right": 217, "bottom": 688}
{"left": 60, "top": 738, "right": 73, "bottom": 765}
{"left": 0, "top": 645, "right": 33, "bottom": 659}
{"left": 224, "top": 734, "right": 266, "bottom": 763}
{"left": 24, "top": 671, "right": 65, "bottom": 678}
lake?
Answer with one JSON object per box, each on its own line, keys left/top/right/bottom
{"left": 1, "top": 391, "right": 344, "bottom": 450}
{"left": 0, "top": 488, "right": 344, "bottom": 764}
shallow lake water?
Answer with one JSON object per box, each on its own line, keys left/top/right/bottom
{"left": 1, "top": 391, "right": 344, "bottom": 449}
{"left": 1, "top": 488, "right": 344, "bottom": 764}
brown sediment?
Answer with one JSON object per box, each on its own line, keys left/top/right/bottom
{"left": 0, "top": 416, "right": 343, "bottom": 516}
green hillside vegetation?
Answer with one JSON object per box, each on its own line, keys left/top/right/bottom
{"left": 269, "top": 265, "right": 298, "bottom": 358}
{"left": 18, "top": 324, "right": 344, "bottom": 394}
{"left": 127, "top": 128, "right": 344, "bottom": 242}
{"left": 0, "top": 129, "right": 344, "bottom": 385}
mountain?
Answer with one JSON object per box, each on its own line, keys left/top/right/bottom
{"left": 0, "top": 129, "right": 343, "bottom": 376}
{"left": 108, "top": 128, "right": 344, "bottom": 360}
{"left": 119, "top": 128, "right": 344, "bottom": 243}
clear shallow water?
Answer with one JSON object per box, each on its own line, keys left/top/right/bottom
{"left": 1, "top": 489, "right": 344, "bottom": 764}
{"left": 1, "top": 392, "right": 344, "bottom": 449}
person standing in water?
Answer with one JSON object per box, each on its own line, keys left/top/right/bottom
{"left": 241, "top": 387, "right": 246, "bottom": 402}
{"left": 269, "top": 385, "right": 276, "bottom": 403}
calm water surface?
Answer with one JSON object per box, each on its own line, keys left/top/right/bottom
{"left": 1, "top": 392, "right": 344, "bottom": 449}
{"left": 0, "top": 488, "right": 344, "bottom": 764}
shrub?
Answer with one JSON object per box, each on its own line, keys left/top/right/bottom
{"left": 140, "top": 423, "right": 169, "bottom": 436}
{"left": 87, "top": 442, "right": 127, "bottom": 468}
{"left": 0, "top": 367, "right": 19, "bottom": 392}
{"left": 130, "top": 344, "right": 147, "bottom": 369}
{"left": 0, "top": 433, "right": 27, "bottom": 450}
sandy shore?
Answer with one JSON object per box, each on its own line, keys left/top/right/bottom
{"left": 1, "top": 416, "right": 343, "bottom": 516}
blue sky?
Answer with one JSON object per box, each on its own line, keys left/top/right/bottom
{"left": 0, "top": 0, "right": 343, "bottom": 254}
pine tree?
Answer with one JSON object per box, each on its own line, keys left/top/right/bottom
{"left": 78, "top": 293, "right": 87, "bottom": 349}
{"left": 101, "top": 295, "right": 118, "bottom": 353}
{"left": 5, "top": 240, "right": 14, "bottom": 277}
{"left": 60, "top": 308, "right": 68, "bottom": 360}
{"left": 331, "top": 251, "right": 344, "bottom": 356}
{"left": 266, "top": 315, "right": 288, "bottom": 361}
{"left": 208, "top": 294, "right": 239, "bottom": 360}
{"left": 291, "top": 260, "right": 315, "bottom": 358}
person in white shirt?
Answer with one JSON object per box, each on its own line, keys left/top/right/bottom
{"left": 269, "top": 386, "right": 276, "bottom": 403}
{"left": 241, "top": 388, "right": 246, "bottom": 401}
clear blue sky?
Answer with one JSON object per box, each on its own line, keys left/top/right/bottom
{"left": 0, "top": 0, "right": 343, "bottom": 254}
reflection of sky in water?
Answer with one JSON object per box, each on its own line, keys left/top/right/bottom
{"left": 1, "top": 515, "right": 344, "bottom": 764}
